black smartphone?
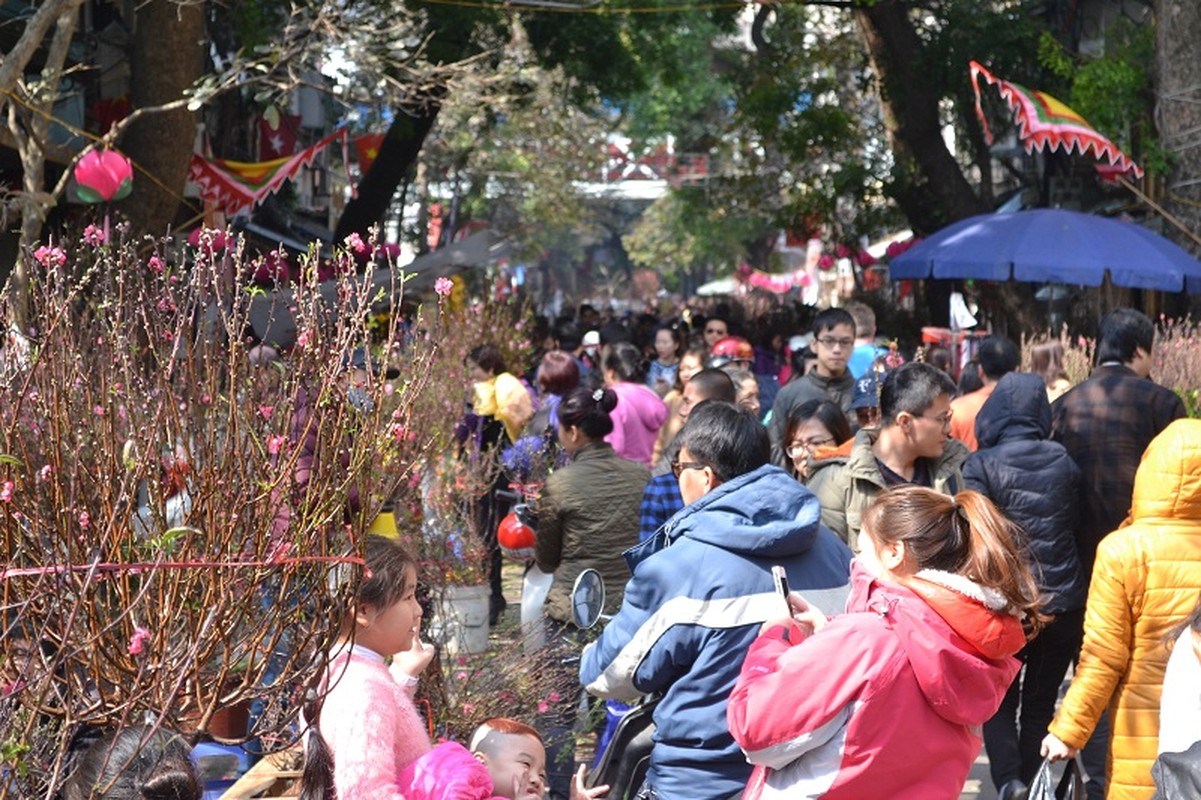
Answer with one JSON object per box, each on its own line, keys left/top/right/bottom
{"left": 771, "top": 565, "right": 791, "bottom": 601}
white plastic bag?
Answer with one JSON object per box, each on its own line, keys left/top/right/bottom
{"left": 520, "top": 566, "right": 554, "bottom": 654}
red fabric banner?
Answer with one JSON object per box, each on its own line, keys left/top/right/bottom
{"left": 188, "top": 128, "right": 347, "bottom": 215}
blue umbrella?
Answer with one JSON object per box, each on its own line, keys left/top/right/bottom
{"left": 890, "top": 208, "right": 1201, "bottom": 293}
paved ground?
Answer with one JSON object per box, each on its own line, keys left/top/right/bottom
{"left": 498, "top": 563, "right": 1006, "bottom": 799}
{"left": 962, "top": 753, "right": 999, "bottom": 800}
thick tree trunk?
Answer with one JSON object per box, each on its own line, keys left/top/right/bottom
{"left": 853, "top": 0, "right": 985, "bottom": 234}
{"left": 119, "top": 0, "right": 205, "bottom": 238}
{"left": 1155, "top": 0, "right": 1201, "bottom": 314}
{"left": 335, "top": 98, "right": 443, "bottom": 241}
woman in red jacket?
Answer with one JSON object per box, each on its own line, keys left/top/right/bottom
{"left": 728, "top": 486, "right": 1043, "bottom": 799}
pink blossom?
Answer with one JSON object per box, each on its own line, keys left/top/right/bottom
{"left": 0, "top": 481, "right": 13, "bottom": 503}
{"left": 127, "top": 626, "right": 151, "bottom": 656}
{"left": 548, "top": 691, "right": 561, "bottom": 703}
{"left": 258, "top": 405, "right": 274, "bottom": 419}
{"left": 455, "top": 671, "right": 468, "bottom": 681}
{"left": 296, "top": 330, "right": 311, "bottom": 348}
{"left": 344, "top": 232, "right": 367, "bottom": 253}
{"left": 201, "top": 394, "right": 211, "bottom": 405}
{"left": 462, "top": 702, "right": 476, "bottom": 715}
{"left": 78, "top": 510, "right": 90, "bottom": 529}
{"left": 33, "top": 245, "right": 67, "bottom": 268}
{"left": 93, "top": 405, "right": 105, "bottom": 416}
{"left": 434, "top": 277, "right": 454, "bottom": 298}
{"left": 147, "top": 255, "right": 165, "bottom": 274}
{"left": 384, "top": 383, "right": 395, "bottom": 396}
{"left": 537, "top": 701, "right": 550, "bottom": 714}
{"left": 39, "top": 465, "right": 52, "bottom": 481}
{"left": 82, "top": 224, "right": 108, "bottom": 246}
{"left": 267, "top": 435, "right": 286, "bottom": 455}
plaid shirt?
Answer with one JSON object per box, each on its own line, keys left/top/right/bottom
{"left": 638, "top": 472, "right": 684, "bottom": 542}
{"left": 1051, "top": 364, "right": 1185, "bottom": 565}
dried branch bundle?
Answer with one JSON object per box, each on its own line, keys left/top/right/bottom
{"left": 0, "top": 225, "right": 435, "bottom": 798}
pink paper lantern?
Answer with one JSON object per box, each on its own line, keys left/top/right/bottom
{"left": 74, "top": 149, "right": 133, "bottom": 203}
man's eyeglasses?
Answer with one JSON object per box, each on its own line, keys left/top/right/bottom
{"left": 785, "top": 437, "right": 835, "bottom": 458}
{"left": 671, "top": 460, "right": 707, "bottom": 479}
{"left": 816, "top": 336, "right": 854, "bottom": 350}
{"left": 920, "top": 411, "right": 954, "bottom": 428}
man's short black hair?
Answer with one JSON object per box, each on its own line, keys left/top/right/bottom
{"left": 879, "top": 362, "right": 957, "bottom": 426}
{"left": 688, "top": 369, "right": 737, "bottom": 404}
{"left": 677, "top": 402, "right": 770, "bottom": 483}
{"left": 554, "top": 321, "right": 582, "bottom": 352}
{"left": 976, "top": 336, "right": 1020, "bottom": 381}
{"left": 812, "top": 307, "right": 855, "bottom": 337}
{"left": 1096, "top": 307, "right": 1154, "bottom": 365}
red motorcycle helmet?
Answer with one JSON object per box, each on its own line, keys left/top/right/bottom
{"left": 497, "top": 511, "right": 536, "bottom": 560}
{"left": 708, "top": 336, "right": 754, "bottom": 368}
{"left": 711, "top": 335, "right": 754, "bottom": 360}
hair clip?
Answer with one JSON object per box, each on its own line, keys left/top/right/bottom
{"left": 592, "top": 389, "right": 604, "bottom": 402}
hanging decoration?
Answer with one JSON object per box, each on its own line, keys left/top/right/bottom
{"left": 74, "top": 148, "right": 134, "bottom": 203}
{"left": 969, "top": 60, "right": 1143, "bottom": 179}
{"left": 735, "top": 263, "right": 811, "bottom": 294}
{"left": 188, "top": 128, "right": 351, "bottom": 216}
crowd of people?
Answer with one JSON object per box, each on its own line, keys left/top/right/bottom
{"left": 57, "top": 300, "right": 1199, "bottom": 800}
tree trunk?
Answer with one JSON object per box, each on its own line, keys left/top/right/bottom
{"left": 335, "top": 97, "right": 443, "bottom": 241}
{"left": 1155, "top": 0, "right": 1201, "bottom": 314}
{"left": 853, "top": 0, "right": 985, "bottom": 233}
{"left": 119, "top": 0, "right": 205, "bottom": 238}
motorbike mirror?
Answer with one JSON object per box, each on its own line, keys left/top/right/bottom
{"left": 571, "top": 568, "right": 606, "bottom": 629}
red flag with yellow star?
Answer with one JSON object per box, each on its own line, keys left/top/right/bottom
{"left": 354, "top": 133, "right": 386, "bottom": 178}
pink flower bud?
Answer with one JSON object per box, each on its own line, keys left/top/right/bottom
{"left": 127, "top": 626, "right": 151, "bottom": 656}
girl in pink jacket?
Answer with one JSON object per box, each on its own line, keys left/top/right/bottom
{"left": 300, "top": 535, "right": 436, "bottom": 800}
{"left": 728, "top": 487, "right": 1042, "bottom": 799}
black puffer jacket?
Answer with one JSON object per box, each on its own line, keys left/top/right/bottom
{"left": 964, "top": 372, "right": 1086, "bottom": 614}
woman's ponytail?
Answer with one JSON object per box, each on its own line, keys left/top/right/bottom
{"left": 955, "top": 490, "right": 1046, "bottom": 636}
{"left": 862, "top": 487, "right": 1045, "bottom": 636}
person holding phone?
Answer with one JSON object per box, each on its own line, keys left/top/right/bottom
{"left": 581, "top": 402, "right": 852, "bottom": 800}
{"left": 728, "top": 486, "right": 1042, "bottom": 800}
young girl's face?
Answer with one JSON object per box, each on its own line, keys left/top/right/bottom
{"left": 357, "top": 564, "right": 422, "bottom": 657}
{"left": 678, "top": 353, "right": 703, "bottom": 385}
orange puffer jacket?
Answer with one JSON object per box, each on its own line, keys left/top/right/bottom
{"left": 1048, "top": 418, "right": 1201, "bottom": 800}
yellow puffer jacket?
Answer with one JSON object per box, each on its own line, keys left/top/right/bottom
{"left": 1048, "top": 418, "right": 1201, "bottom": 800}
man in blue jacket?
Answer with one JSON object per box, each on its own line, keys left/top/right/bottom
{"left": 580, "top": 402, "right": 853, "bottom": 800}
